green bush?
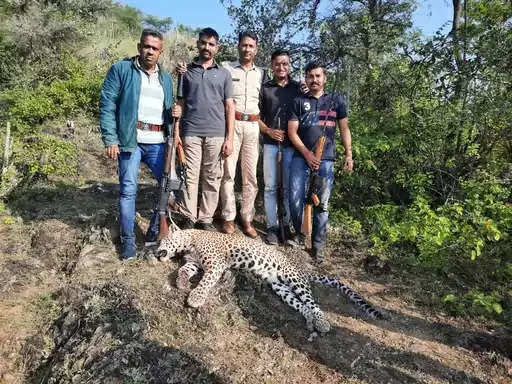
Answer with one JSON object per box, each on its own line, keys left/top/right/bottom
{"left": 0, "top": 56, "right": 103, "bottom": 134}
{"left": 11, "top": 134, "right": 78, "bottom": 180}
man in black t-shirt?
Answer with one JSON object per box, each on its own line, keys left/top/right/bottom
{"left": 287, "top": 61, "right": 354, "bottom": 263}
{"left": 258, "top": 49, "right": 302, "bottom": 245}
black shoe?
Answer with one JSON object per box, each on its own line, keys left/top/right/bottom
{"left": 312, "top": 248, "right": 324, "bottom": 264}
{"left": 283, "top": 226, "right": 294, "bottom": 242}
{"left": 144, "top": 212, "right": 160, "bottom": 246}
{"left": 265, "top": 227, "right": 279, "bottom": 245}
{"left": 181, "top": 219, "right": 195, "bottom": 230}
{"left": 144, "top": 228, "right": 159, "bottom": 247}
{"left": 286, "top": 233, "right": 305, "bottom": 248}
{"left": 195, "top": 222, "right": 217, "bottom": 232}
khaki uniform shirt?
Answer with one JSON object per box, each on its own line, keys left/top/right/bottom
{"left": 222, "top": 61, "right": 264, "bottom": 115}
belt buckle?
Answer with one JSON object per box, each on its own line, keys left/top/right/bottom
{"left": 242, "top": 113, "right": 249, "bottom": 121}
{"left": 143, "top": 122, "right": 150, "bottom": 130}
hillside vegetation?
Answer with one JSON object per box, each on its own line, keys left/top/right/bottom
{"left": 0, "top": 0, "right": 511, "bottom": 383}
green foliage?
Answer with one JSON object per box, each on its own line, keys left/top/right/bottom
{"left": 112, "top": 5, "right": 142, "bottom": 34}
{"left": 12, "top": 134, "right": 78, "bottom": 180}
{"left": 443, "top": 291, "right": 505, "bottom": 319}
{"left": 0, "top": 56, "right": 103, "bottom": 134}
{"left": 366, "top": 175, "right": 511, "bottom": 267}
{"left": 143, "top": 15, "right": 173, "bottom": 33}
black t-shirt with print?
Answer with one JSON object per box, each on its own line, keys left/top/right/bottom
{"left": 288, "top": 92, "right": 347, "bottom": 161}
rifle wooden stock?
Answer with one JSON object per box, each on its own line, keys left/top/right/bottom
{"left": 176, "top": 142, "right": 186, "bottom": 166}
{"left": 301, "top": 202, "right": 313, "bottom": 234}
{"left": 302, "top": 135, "right": 327, "bottom": 235}
{"left": 311, "top": 136, "right": 326, "bottom": 206}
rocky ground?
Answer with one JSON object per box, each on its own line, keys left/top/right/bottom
{"left": 0, "top": 119, "right": 511, "bottom": 383}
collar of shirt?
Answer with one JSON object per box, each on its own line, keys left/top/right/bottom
{"left": 304, "top": 91, "right": 331, "bottom": 100}
{"left": 191, "top": 58, "right": 219, "bottom": 69}
{"left": 135, "top": 56, "right": 159, "bottom": 76}
{"left": 266, "top": 77, "right": 299, "bottom": 88}
{"left": 233, "top": 60, "right": 257, "bottom": 71}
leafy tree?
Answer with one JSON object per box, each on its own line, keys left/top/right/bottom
{"left": 143, "top": 14, "right": 173, "bottom": 33}
{"left": 111, "top": 5, "right": 142, "bottom": 34}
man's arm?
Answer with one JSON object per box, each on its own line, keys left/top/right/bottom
{"left": 288, "top": 119, "right": 320, "bottom": 170}
{"left": 338, "top": 117, "right": 353, "bottom": 171}
{"left": 223, "top": 98, "right": 235, "bottom": 157}
{"left": 99, "top": 64, "right": 122, "bottom": 159}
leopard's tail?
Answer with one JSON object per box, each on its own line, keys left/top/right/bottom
{"left": 309, "top": 274, "right": 384, "bottom": 319}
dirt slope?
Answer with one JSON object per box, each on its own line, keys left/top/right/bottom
{"left": 0, "top": 120, "right": 510, "bottom": 384}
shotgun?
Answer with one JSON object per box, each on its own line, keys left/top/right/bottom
{"left": 157, "top": 73, "right": 184, "bottom": 240}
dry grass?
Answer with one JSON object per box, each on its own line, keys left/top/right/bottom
{"left": 0, "top": 120, "right": 510, "bottom": 383}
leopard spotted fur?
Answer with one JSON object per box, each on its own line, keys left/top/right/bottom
{"left": 157, "top": 229, "right": 383, "bottom": 333}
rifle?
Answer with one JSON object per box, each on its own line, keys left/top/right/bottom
{"left": 176, "top": 141, "right": 188, "bottom": 198}
{"left": 275, "top": 112, "right": 286, "bottom": 243}
{"left": 157, "top": 74, "right": 184, "bottom": 240}
{"left": 301, "top": 96, "right": 335, "bottom": 236}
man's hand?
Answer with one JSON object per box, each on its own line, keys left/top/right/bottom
{"left": 344, "top": 155, "right": 354, "bottom": 172}
{"left": 222, "top": 138, "right": 233, "bottom": 158}
{"left": 300, "top": 82, "right": 309, "bottom": 94}
{"left": 176, "top": 61, "right": 187, "bottom": 75}
{"left": 304, "top": 150, "right": 321, "bottom": 170}
{"left": 105, "top": 144, "right": 119, "bottom": 160}
{"left": 266, "top": 128, "right": 285, "bottom": 142}
{"left": 171, "top": 104, "right": 182, "bottom": 119}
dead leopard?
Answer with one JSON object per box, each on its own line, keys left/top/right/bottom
{"left": 157, "top": 229, "right": 383, "bottom": 333}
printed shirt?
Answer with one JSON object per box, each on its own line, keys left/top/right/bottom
{"left": 259, "top": 77, "right": 301, "bottom": 146}
{"left": 289, "top": 92, "right": 347, "bottom": 161}
{"left": 181, "top": 59, "right": 233, "bottom": 137}
{"left": 222, "top": 61, "right": 264, "bottom": 115}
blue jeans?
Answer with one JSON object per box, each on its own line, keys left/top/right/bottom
{"left": 263, "top": 144, "right": 294, "bottom": 229}
{"left": 118, "top": 143, "right": 165, "bottom": 244}
{"left": 289, "top": 154, "right": 334, "bottom": 250}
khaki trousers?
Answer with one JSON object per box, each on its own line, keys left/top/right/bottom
{"left": 179, "top": 136, "right": 224, "bottom": 224}
{"left": 220, "top": 120, "right": 259, "bottom": 222}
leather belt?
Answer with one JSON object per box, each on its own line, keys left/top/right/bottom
{"left": 235, "top": 111, "right": 259, "bottom": 122}
{"left": 136, "top": 121, "right": 163, "bottom": 132}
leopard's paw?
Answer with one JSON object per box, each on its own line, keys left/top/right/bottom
{"left": 314, "top": 317, "right": 331, "bottom": 333}
{"left": 176, "top": 272, "right": 192, "bottom": 290}
{"left": 187, "top": 290, "right": 206, "bottom": 308}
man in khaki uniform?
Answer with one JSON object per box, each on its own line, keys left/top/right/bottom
{"left": 220, "top": 31, "right": 265, "bottom": 238}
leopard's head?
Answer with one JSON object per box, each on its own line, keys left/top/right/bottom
{"left": 157, "top": 230, "right": 188, "bottom": 261}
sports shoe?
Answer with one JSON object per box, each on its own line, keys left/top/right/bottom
{"left": 196, "top": 222, "right": 217, "bottom": 232}
{"left": 265, "top": 227, "right": 279, "bottom": 245}
{"left": 286, "top": 233, "right": 305, "bottom": 248}
{"left": 120, "top": 240, "right": 137, "bottom": 261}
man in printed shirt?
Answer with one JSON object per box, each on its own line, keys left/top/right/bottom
{"left": 99, "top": 29, "right": 177, "bottom": 260}
{"left": 287, "top": 61, "right": 354, "bottom": 263}
{"left": 220, "top": 31, "right": 265, "bottom": 238}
